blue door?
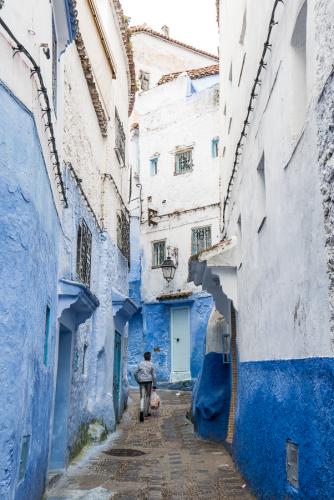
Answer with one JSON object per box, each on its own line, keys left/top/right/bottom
{"left": 113, "top": 331, "right": 122, "bottom": 423}
{"left": 50, "top": 324, "right": 72, "bottom": 469}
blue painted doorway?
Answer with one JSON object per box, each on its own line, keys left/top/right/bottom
{"left": 113, "top": 331, "right": 122, "bottom": 423}
{"left": 50, "top": 324, "right": 73, "bottom": 469}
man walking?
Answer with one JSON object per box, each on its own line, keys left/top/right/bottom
{"left": 134, "top": 352, "right": 157, "bottom": 422}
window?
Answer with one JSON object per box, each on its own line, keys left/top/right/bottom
{"left": 76, "top": 219, "right": 92, "bottom": 286}
{"left": 117, "top": 210, "right": 130, "bottom": 265}
{"left": 52, "top": 16, "right": 58, "bottom": 113}
{"left": 43, "top": 305, "right": 50, "bottom": 366}
{"left": 152, "top": 240, "right": 166, "bottom": 267}
{"left": 191, "top": 226, "right": 212, "bottom": 255}
{"left": 212, "top": 137, "right": 219, "bottom": 158}
{"left": 82, "top": 343, "right": 88, "bottom": 375}
{"left": 115, "top": 108, "right": 126, "bottom": 165}
{"left": 19, "top": 435, "right": 30, "bottom": 482}
{"left": 286, "top": 441, "right": 299, "bottom": 489}
{"left": 150, "top": 156, "right": 158, "bottom": 176}
{"left": 257, "top": 154, "right": 266, "bottom": 232}
{"left": 175, "top": 149, "right": 193, "bottom": 175}
{"left": 139, "top": 70, "right": 150, "bottom": 91}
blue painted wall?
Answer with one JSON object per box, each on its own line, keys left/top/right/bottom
{"left": 0, "top": 81, "right": 60, "bottom": 500}
{"left": 128, "top": 293, "right": 212, "bottom": 385}
{"left": 233, "top": 358, "right": 334, "bottom": 500}
{"left": 59, "top": 166, "right": 130, "bottom": 453}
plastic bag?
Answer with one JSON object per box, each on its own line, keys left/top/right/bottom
{"left": 150, "top": 390, "right": 161, "bottom": 410}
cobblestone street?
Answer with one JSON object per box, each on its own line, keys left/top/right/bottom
{"left": 46, "top": 391, "right": 253, "bottom": 499}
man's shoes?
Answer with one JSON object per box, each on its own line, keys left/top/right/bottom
{"left": 140, "top": 411, "right": 144, "bottom": 422}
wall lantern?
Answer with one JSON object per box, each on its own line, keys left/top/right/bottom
{"left": 161, "top": 256, "right": 176, "bottom": 283}
{"left": 161, "top": 245, "right": 178, "bottom": 283}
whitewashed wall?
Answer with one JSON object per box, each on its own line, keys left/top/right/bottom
{"left": 131, "top": 31, "right": 218, "bottom": 90}
{"left": 137, "top": 74, "right": 221, "bottom": 301}
{"left": 219, "top": 0, "right": 332, "bottom": 362}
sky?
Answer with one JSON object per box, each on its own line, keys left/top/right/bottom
{"left": 121, "top": 0, "right": 219, "bottom": 55}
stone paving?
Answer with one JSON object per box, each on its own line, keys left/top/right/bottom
{"left": 46, "top": 390, "right": 254, "bottom": 499}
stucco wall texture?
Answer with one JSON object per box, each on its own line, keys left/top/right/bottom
{"left": 0, "top": 82, "right": 61, "bottom": 500}
{"left": 192, "top": 1, "right": 334, "bottom": 498}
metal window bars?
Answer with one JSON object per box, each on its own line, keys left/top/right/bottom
{"left": 76, "top": 219, "right": 92, "bottom": 287}
{"left": 117, "top": 210, "right": 130, "bottom": 266}
{"left": 191, "top": 226, "right": 212, "bottom": 255}
{"left": 175, "top": 149, "right": 193, "bottom": 174}
{"left": 115, "top": 108, "right": 126, "bottom": 165}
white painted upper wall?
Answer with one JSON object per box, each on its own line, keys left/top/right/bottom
{"left": 131, "top": 31, "right": 218, "bottom": 92}
{"left": 0, "top": 0, "right": 73, "bottom": 215}
{"left": 136, "top": 74, "right": 221, "bottom": 301}
{"left": 219, "top": 0, "right": 332, "bottom": 362}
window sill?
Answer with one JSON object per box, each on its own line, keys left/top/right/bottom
{"left": 174, "top": 169, "right": 193, "bottom": 176}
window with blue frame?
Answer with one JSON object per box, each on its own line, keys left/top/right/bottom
{"left": 150, "top": 156, "right": 158, "bottom": 176}
{"left": 212, "top": 137, "right": 219, "bottom": 158}
{"left": 43, "top": 305, "right": 51, "bottom": 366}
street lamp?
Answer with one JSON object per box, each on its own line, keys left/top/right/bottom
{"left": 161, "top": 256, "right": 176, "bottom": 283}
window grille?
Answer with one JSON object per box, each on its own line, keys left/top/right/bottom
{"left": 175, "top": 149, "right": 193, "bottom": 175}
{"left": 212, "top": 137, "right": 219, "bottom": 158}
{"left": 286, "top": 441, "right": 299, "bottom": 488}
{"left": 115, "top": 108, "right": 126, "bottom": 165}
{"left": 76, "top": 219, "right": 92, "bottom": 287}
{"left": 150, "top": 157, "right": 158, "bottom": 176}
{"left": 152, "top": 240, "right": 166, "bottom": 267}
{"left": 52, "top": 17, "right": 58, "bottom": 112}
{"left": 117, "top": 210, "right": 130, "bottom": 265}
{"left": 43, "top": 305, "right": 50, "bottom": 366}
{"left": 191, "top": 226, "right": 212, "bottom": 255}
{"left": 139, "top": 70, "right": 150, "bottom": 91}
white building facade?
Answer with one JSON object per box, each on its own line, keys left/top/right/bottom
{"left": 0, "top": 0, "right": 136, "bottom": 497}
{"left": 189, "top": 0, "right": 334, "bottom": 498}
{"left": 128, "top": 26, "right": 220, "bottom": 385}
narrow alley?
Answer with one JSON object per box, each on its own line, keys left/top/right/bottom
{"left": 46, "top": 391, "right": 253, "bottom": 500}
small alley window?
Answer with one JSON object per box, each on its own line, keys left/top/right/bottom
{"left": 212, "top": 137, "right": 219, "bottom": 158}
{"left": 150, "top": 156, "right": 158, "bottom": 176}
{"left": 175, "top": 149, "right": 193, "bottom": 175}
{"left": 152, "top": 240, "right": 166, "bottom": 267}
{"left": 191, "top": 226, "right": 212, "bottom": 255}
{"left": 115, "top": 108, "right": 126, "bottom": 165}
{"left": 76, "top": 218, "right": 92, "bottom": 287}
{"left": 19, "top": 435, "right": 30, "bottom": 482}
{"left": 43, "top": 305, "right": 51, "bottom": 366}
{"left": 139, "top": 70, "right": 150, "bottom": 91}
{"left": 117, "top": 210, "right": 130, "bottom": 265}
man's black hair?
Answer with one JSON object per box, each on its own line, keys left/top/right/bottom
{"left": 144, "top": 351, "right": 151, "bottom": 360}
